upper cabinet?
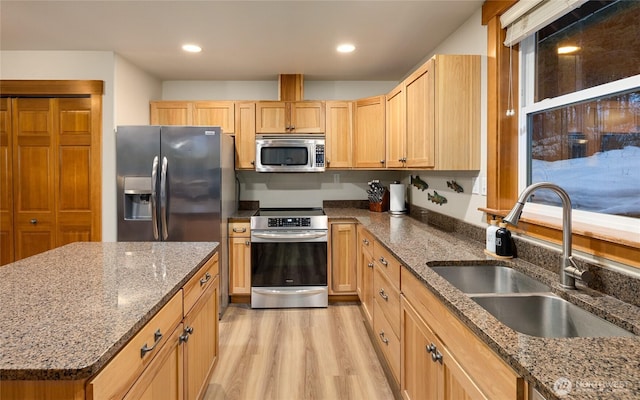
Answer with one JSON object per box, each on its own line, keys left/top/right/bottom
{"left": 150, "top": 101, "right": 235, "bottom": 134}
{"left": 404, "top": 54, "right": 480, "bottom": 170}
{"left": 325, "top": 101, "right": 354, "bottom": 169}
{"left": 354, "top": 95, "right": 386, "bottom": 169}
{"left": 234, "top": 102, "right": 257, "bottom": 169}
{"left": 385, "top": 83, "right": 406, "bottom": 169}
{"left": 255, "top": 101, "right": 325, "bottom": 134}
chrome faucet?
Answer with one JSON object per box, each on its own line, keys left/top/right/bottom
{"left": 503, "top": 182, "right": 592, "bottom": 289}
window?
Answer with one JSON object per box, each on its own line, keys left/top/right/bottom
{"left": 519, "top": 0, "right": 640, "bottom": 231}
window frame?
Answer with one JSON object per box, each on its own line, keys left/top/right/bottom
{"left": 481, "top": 0, "right": 640, "bottom": 268}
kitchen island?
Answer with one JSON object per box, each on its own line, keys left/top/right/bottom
{"left": 0, "top": 241, "right": 219, "bottom": 399}
{"left": 322, "top": 208, "right": 640, "bottom": 400}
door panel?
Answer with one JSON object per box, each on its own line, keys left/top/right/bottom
{"left": 0, "top": 98, "right": 14, "bottom": 265}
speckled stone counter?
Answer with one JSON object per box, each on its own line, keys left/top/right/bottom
{"left": 0, "top": 241, "right": 218, "bottom": 381}
{"left": 324, "top": 208, "right": 640, "bottom": 400}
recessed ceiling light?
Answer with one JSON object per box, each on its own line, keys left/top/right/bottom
{"left": 182, "top": 44, "right": 202, "bottom": 53}
{"left": 557, "top": 46, "right": 580, "bottom": 55}
{"left": 337, "top": 43, "right": 355, "bottom": 53}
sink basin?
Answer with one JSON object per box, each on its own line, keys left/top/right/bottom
{"left": 472, "top": 294, "right": 635, "bottom": 338}
{"left": 431, "top": 265, "right": 550, "bottom": 294}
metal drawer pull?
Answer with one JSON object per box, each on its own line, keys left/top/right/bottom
{"left": 233, "top": 227, "right": 247, "bottom": 233}
{"left": 378, "top": 288, "right": 388, "bottom": 301}
{"left": 379, "top": 257, "right": 388, "bottom": 266}
{"left": 179, "top": 326, "right": 194, "bottom": 343}
{"left": 362, "top": 238, "right": 369, "bottom": 245}
{"left": 432, "top": 350, "right": 443, "bottom": 364}
{"left": 245, "top": 240, "right": 250, "bottom": 246}
{"left": 426, "top": 343, "right": 436, "bottom": 353}
{"left": 200, "top": 272, "right": 212, "bottom": 286}
{"left": 30, "top": 219, "right": 38, "bottom": 224}
{"left": 379, "top": 331, "right": 389, "bottom": 345}
{"left": 367, "top": 262, "right": 374, "bottom": 269}
{"left": 140, "top": 329, "right": 163, "bottom": 357}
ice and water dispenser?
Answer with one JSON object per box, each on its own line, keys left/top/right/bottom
{"left": 123, "top": 176, "right": 153, "bottom": 220}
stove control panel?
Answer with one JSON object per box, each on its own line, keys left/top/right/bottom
{"left": 267, "top": 217, "right": 312, "bottom": 228}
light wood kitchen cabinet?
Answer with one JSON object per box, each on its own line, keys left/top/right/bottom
{"left": 324, "top": 101, "right": 353, "bottom": 169}
{"left": 329, "top": 221, "right": 357, "bottom": 295}
{"left": 385, "top": 83, "right": 406, "bottom": 168}
{"left": 229, "top": 222, "right": 251, "bottom": 297}
{"left": 3, "top": 95, "right": 102, "bottom": 265}
{"left": 401, "top": 267, "right": 524, "bottom": 400}
{"left": 234, "top": 102, "right": 257, "bottom": 169}
{"left": 357, "top": 225, "right": 375, "bottom": 325}
{"left": 150, "top": 101, "right": 193, "bottom": 125}
{"left": 354, "top": 95, "right": 386, "bottom": 168}
{"left": 150, "top": 101, "right": 235, "bottom": 133}
{"left": 255, "top": 101, "right": 325, "bottom": 134}
{"left": 122, "top": 322, "right": 185, "bottom": 400}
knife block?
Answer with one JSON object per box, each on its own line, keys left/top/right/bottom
{"left": 369, "top": 190, "right": 390, "bottom": 212}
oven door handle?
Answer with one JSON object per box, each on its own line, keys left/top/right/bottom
{"left": 251, "top": 231, "right": 328, "bottom": 241}
{"left": 252, "top": 288, "right": 327, "bottom": 296}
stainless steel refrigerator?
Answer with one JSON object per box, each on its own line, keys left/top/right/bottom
{"left": 116, "top": 125, "right": 236, "bottom": 316}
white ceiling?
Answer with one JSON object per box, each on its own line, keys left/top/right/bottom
{"left": 1, "top": 1, "right": 483, "bottom": 81}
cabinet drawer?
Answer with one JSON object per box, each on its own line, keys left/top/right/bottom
{"left": 373, "top": 304, "right": 401, "bottom": 384}
{"left": 229, "top": 222, "right": 250, "bottom": 237}
{"left": 184, "top": 252, "right": 219, "bottom": 315}
{"left": 87, "top": 292, "right": 183, "bottom": 400}
{"left": 357, "top": 225, "right": 374, "bottom": 256}
{"left": 373, "top": 265, "right": 400, "bottom": 338}
{"left": 374, "top": 241, "right": 401, "bottom": 289}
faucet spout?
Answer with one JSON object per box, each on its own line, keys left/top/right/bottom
{"left": 503, "top": 182, "right": 584, "bottom": 289}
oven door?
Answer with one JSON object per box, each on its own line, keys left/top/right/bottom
{"left": 250, "top": 229, "right": 328, "bottom": 308}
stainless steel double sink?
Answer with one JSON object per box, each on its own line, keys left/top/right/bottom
{"left": 430, "top": 265, "right": 634, "bottom": 338}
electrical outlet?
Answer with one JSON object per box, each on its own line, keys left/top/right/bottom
{"left": 472, "top": 177, "right": 480, "bottom": 195}
{"left": 481, "top": 177, "right": 487, "bottom": 195}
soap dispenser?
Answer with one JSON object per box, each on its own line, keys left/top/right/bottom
{"left": 495, "top": 222, "right": 513, "bottom": 257}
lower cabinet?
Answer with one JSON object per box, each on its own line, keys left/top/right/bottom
{"left": 88, "top": 252, "right": 220, "bottom": 400}
{"left": 357, "top": 225, "right": 375, "bottom": 325}
{"left": 401, "top": 267, "right": 525, "bottom": 400}
{"left": 229, "top": 222, "right": 251, "bottom": 299}
{"left": 329, "top": 220, "right": 358, "bottom": 295}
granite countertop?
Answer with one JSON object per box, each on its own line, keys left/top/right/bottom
{"left": 322, "top": 208, "right": 640, "bottom": 400}
{"left": 0, "top": 241, "right": 218, "bottom": 381}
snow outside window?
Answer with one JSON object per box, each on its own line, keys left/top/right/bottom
{"left": 518, "top": 0, "right": 640, "bottom": 234}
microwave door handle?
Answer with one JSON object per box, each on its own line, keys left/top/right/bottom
{"left": 151, "top": 156, "right": 159, "bottom": 240}
{"left": 160, "top": 156, "right": 169, "bottom": 240}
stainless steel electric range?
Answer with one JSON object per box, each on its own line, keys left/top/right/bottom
{"left": 250, "top": 208, "right": 328, "bottom": 308}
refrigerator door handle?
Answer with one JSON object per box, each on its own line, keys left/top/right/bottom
{"left": 160, "top": 156, "right": 169, "bottom": 240}
{"left": 151, "top": 156, "right": 159, "bottom": 240}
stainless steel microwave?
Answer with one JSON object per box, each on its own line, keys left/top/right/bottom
{"left": 255, "top": 135, "right": 325, "bottom": 172}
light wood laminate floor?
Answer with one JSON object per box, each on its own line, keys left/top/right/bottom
{"left": 204, "top": 304, "right": 395, "bottom": 400}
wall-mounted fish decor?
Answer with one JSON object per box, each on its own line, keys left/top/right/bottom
{"left": 411, "top": 175, "right": 429, "bottom": 191}
{"left": 446, "top": 180, "right": 464, "bottom": 193}
{"left": 428, "top": 191, "right": 448, "bottom": 205}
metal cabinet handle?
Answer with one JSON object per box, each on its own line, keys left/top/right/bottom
{"left": 185, "top": 326, "right": 194, "bottom": 334}
{"left": 140, "top": 329, "right": 163, "bottom": 357}
{"left": 179, "top": 326, "right": 194, "bottom": 343}
{"left": 367, "top": 262, "right": 374, "bottom": 269}
{"left": 379, "top": 331, "right": 389, "bottom": 345}
{"left": 426, "top": 343, "right": 436, "bottom": 353}
{"left": 251, "top": 160, "right": 255, "bottom": 165}
{"left": 200, "top": 272, "right": 212, "bottom": 286}
{"left": 233, "top": 227, "right": 247, "bottom": 233}
{"left": 380, "top": 160, "right": 385, "bottom": 164}
{"left": 362, "top": 238, "right": 370, "bottom": 246}
{"left": 432, "top": 350, "right": 443, "bottom": 364}
{"left": 30, "top": 219, "right": 38, "bottom": 225}
{"left": 378, "top": 288, "right": 388, "bottom": 301}
{"left": 379, "top": 257, "right": 388, "bottom": 266}
{"left": 245, "top": 240, "right": 250, "bottom": 246}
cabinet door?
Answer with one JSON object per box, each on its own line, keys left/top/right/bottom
{"left": 325, "top": 101, "right": 353, "bottom": 169}
{"left": 329, "top": 222, "right": 357, "bottom": 294}
{"left": 386, "top": 83, "right": 406, "bottom": 169}
{"left": 150, "top": 101, "right": 193, "bottom": 125}
{"left": 183, "top": 275, "right": 219, "bottom": 400}
{"left": 193, "top": 101, "right": 235, "bottom": 133}
{"left": 12, "top": 98, "right": 56, "bottom": 260}
{"left": 357, "top": 226, "right": 375, "bottom": 324}
{"left": 255, "top": 101, "right": 287, "bottom": 133}
{"left": 229, "top": 236, "right": 251, "bottom": 295}
{"left": 354, "top": 95, "right": 386, "bottom": 168}
{"left": 405, "top": 59, "right": 435, "bottom": 168}
{"left": 290, "top": 101, "right": 325, "bottom": 133}
{"left": 0, "top": 98, "right": 14, "bottom": 265}
{"left": 401, "top": 298, "right": 439, "bottom": 400}
{"left": 123, "top": 323, "right": 185, "bottom": 400}
{"left": 234, "top": 102, "right": 256, "bottom": 169}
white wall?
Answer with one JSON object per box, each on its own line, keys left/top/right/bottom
{"left": 162, "top": 81, "right": 278, "bottom": 100}
{"left": 402, "top": 7, "right": 488, "bottom": 227}
{"left": 114, "top": 55, "right": 162, "bottom": 124}
{"left": 0, "top": 50, "right": 120, "bottom": 241}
